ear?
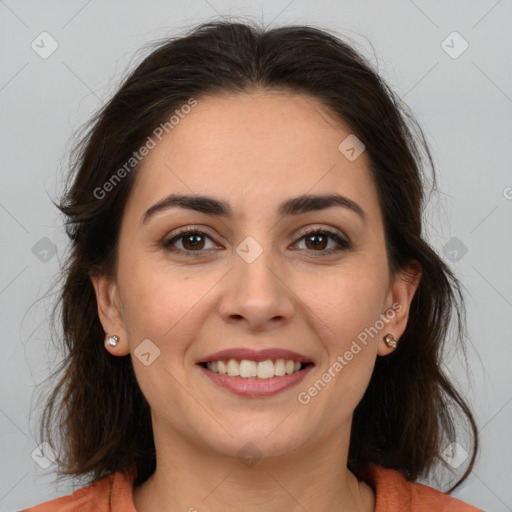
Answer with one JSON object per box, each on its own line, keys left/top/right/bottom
{"left": 377, "top": 261, "right": 422, "bottom": 356}
{"left": 89, "top": 272, "right": 130, "bottom": 356}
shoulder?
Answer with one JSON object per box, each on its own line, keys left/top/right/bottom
{"left": 20, "top": 470, "right": 137, "bottom": 512}
{"left": 368, "top": 464, "right": 485, "bottom": 512}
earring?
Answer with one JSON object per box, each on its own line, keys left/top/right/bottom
{"left": 383, "top": 333, "right": 397, "bottom": 349}
{"left": 106, "top": 335, "right": 119, "bottom": 347}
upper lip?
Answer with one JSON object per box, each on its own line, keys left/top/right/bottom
{"left": 197, "top": 348, "right": 313, "bottom": 364}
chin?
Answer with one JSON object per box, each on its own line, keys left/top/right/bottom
{"left": 196, "top": 416, "right": 314, "bottom": 462}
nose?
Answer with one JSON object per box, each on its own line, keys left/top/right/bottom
{"left": 217, "top": 241, "right": 295, "bottom": 332}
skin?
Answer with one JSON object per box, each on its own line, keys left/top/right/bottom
{"left": 91, "top": 89, "right": 421, "bottom": 512}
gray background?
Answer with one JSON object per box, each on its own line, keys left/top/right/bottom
{"left": 1, "top": 1, "right": 511, "bottom": 510}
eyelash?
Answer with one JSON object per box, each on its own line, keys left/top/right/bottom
{"left": 161, "top": 227, "right": 351, "bottom": 257}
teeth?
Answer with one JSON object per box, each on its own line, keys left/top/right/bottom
{"left": 218, "top": 360, "right": 227, "bottom": 374}
{"left": 227, "top": 359, "right": 240, "bottom": 377}
{"left": 239, "top": 359, "right": 256, "bottom": 378}
{"left": 205, "top": 358, "right": 306, "bottom": 379}
{"left": 274, "top": 359, "right": 286, "bottom": 376}
{"left": 257, "top": 360, "right": 274, "bottom": 379}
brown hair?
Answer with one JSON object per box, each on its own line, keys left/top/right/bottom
{"left": 39, "top": 19, "right": 478, "bottom": 491}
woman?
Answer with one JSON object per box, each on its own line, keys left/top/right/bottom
{"left": 24, "top": 19, "right": 483, "bottom": 512}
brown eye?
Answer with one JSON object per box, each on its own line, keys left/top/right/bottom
{"left": 180, "top": 232, "right": 206, "bottom": 250}
{"left": 294, "top": 229, "right": 351, "bottom": 255}
{"left": 303, "top": 232, "right": 329, "bottom": 250}
{"left": 162, "top": 227, "right": 351, "bottom": 258}
{"left": 162, "top": 229, "right": 217, "bottom": 255}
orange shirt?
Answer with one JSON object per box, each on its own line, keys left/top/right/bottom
{"left": 22, "top": 464, "right": 484, "bottom": 511}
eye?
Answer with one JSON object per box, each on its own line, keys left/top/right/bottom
{"left": 162, "top": 228, "right": 219, "bottom": 256}
{"left": 162, "top": 227, "right": 351, "bottom": 257}
{"left": 292, "top": 228, "right": 351, "bottom": 255}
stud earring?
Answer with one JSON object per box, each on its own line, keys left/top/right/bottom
{"left": 106, "top": 335, "right": 119, "bottom": 347}
{"left": 383, "top": 333, "right": 397, "bottom": 349}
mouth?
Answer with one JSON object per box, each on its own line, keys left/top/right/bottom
{"left": 196, "top": 348, "right": 315, "bottom": 398}
{"left": 198, "top": 359, "right": 314, "bottom": 380}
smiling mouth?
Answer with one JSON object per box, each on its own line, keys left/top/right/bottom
{"left": 199, "top": 359, "right": 314, "bottom": 380}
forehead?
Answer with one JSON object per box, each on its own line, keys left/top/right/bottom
{"left": 124, "top": 90, "right": 379, "bottom": 223}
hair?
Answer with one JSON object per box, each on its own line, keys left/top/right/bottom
{"left": 39, "top": 18, "right": 478, "bottom": 492}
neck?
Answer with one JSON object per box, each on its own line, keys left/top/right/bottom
{"left": 132, "top": 420, "right": 375, "bottom": 512}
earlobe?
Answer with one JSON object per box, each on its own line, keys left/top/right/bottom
{"left": 378, "top": 261, "right": 422, "bottom": 356}
{"left": 89, "top": 272, "right": 130, "bottom": 356}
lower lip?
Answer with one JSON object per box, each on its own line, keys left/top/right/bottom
{"left": 197, "top": 364, "right": 314, "bottom": 398}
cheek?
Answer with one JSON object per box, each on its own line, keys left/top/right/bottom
{"left": 117, "top": 253, "right": 225, "bottom": 350}
{"left": 296, "top": 260, "right": 386, "bottom": 406}
{"left": 116, "top": 259, "right": 211, "bottom": 411}
{"left": 304, "top": 264, "right": 388, "bottom": 347}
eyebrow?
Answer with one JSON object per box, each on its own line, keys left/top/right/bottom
{"left": 141, "top": 193, "right": 366, "bottom": 224}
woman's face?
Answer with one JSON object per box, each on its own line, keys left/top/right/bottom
{"left": 92, "top": 90, "right": 419, "bottom": 461}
